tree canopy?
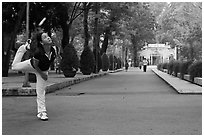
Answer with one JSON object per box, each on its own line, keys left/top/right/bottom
{"left": 2, "top": 2, "right": 202, "bottom": 76}
{"left": 156, "top": 2, "right": 202, "bottom": 60}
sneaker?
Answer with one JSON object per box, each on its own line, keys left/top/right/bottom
{"left": 37, "top": 112, "right": 48, "bottom": 121}
{"left": 25, "top": 43, "right": 30, "bottom": 51}
{"left": 25, "top": 39, "right": 31, "bottom": 51}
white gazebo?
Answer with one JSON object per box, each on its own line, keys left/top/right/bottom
{"left": 139, "top": 43, "right": 175, "bottom": 65}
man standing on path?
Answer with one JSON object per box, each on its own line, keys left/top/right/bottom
{"left": 143, "top": 58, "right": 148, "bottom": 72}
{"left": 125, "top": 61, "right": 129, "bottom": 72}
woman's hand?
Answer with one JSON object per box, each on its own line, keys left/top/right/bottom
{"left": 51, "top": 32, "right": 57, "bottom": 39}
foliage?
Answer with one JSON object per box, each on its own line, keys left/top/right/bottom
{"left": 3, "top": 2, "right": 202, "bottom": 78}
{"left": 149, "top": 2, "right": 168, "bottom": 18}
{"left": 109, "top": 54, "right": 114, "bottom": 70}
{"left": 167, "top": 60, "right": 174, "bottom": 75}
{"left": 60, "top": 44, "right": 79, "bottom": 72}
{"left": 158, "top": 60, "right": 201, "bottom": 82}
{"left": 157, "top": 63, "right": 162, "bottom": 71}
{"left": 156, "top": 2, "right": 202, "bottom": 60}
{"left": 185, "top": 25, "right": 202, "bottom": 60}
{"left": 122, "top": 3, "right": 157, "bottom": 66}
{"left": 80, "top": 47, "right": 95, "bottom": 75}
{"left": 179, "top": 60, "right": 193, "bottom": 79}
{"left": 157, "top": 62, "right": 168, "bottom": 71}
{"left": 109, "top": 54, "right": 118, "bottom": 70}
{"left": 172, "top": 60, "right": 181, "bottom": 77}
{"left": 2, "top": 2, "right": 26, "bottom": 33}
{"left": 162, "top": 62, "right": 168, "bottom": 69}
{"left": 113, "top": 56, "right": 117, "bottom": 70}
{"left": 188, "top": 61, "right": 202, "bottom": 81}
{"left": 116, "top": 58, "right": 122, "bottom": 69}
{"left": 2, "top": 2, "right": 26, "bottom": 77}
{"left": 97, "top": 2, "right": 132, "bottom": 55}
{"left": 126, "top": 3, "right": 156, "bottom": 41}
{"left": 101, "top": 53, "right": 109, "bottom": 71}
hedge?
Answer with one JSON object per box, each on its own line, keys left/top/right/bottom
{"left": 167, "top": 60, "right": 174, "bottom": 75}
{"left": 157, "top": 60, "right": 202, "bottom": 82}
{"left": 188, "top": 61, "right": 202, "bottom": 81}
{"left": 172, "top": 60, "right": 181, "bottom": 77}
{"left": 179, "top": 60, "right": 193, "bottom": 79}
{"left": 162, "top": 62, "right": 168, "bottom": 69}
{"left": 157, "top": 63, "right": 162, "bottom": 70}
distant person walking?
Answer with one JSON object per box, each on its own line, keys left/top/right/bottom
{"left": 139, "top": 61, "right": 143, "bottom": 69}
{"left": 11, "top": 31, "right": 58, "bottom": 121}
{"left": 125, "top": 61, "right": 129, "bottom": 72}
{"left": 143, "top": 58, "right": 148, "bottom": 72}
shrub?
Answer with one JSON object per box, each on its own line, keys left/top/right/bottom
{"left": 117, "top": 58, "right": 122, "bottom": 69}
{"left": 113, "top": 56, "right": 117, "bottom": 70}
{"left": 80, "top": 47, "right": 95, "bottom": 75}
{"left": 167, "top": 60, "right": 174, "bottom": 75}
{"left": 173, "top": 60, "right": 181, "bottom": 77}
{"left": 101, "top": 53, "right": 109, "bottom": 71}
{"left": 109, "top": 54, "right": 114, "bottom": 70}
{"left": 157, "top": 63, "right": 162, "bottom": 70}
{"left": 188, "top": 61, "right": 202, "bottom": 81}
{"left": 179, "top": 60, "right": 193, "bottom": 79}
{"left": 60, "top": 44, "right": 79, "bottom": 72}
{"left": 162, "top": 62, "right": 168, "bottom": 69}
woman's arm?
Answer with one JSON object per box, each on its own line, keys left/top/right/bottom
{"left": 32, "top": 58, "right": 48, "bottom": 81}
{"left": 51, "top": 33, "right": 60, "bottom": 48}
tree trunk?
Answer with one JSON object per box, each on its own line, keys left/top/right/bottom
{"left": 93, "top": 3, "right": 100, "bottom": 50}
{"left": 61, "top": 22, "right": 71, "bottom": 49}
{"left": 133, "top": 46, "right": 138, "bottom": 67}
{"left": 58, "top": 4, "right": 71, "bottom": 49}
{"left": 101, "top": 14, "right": 116, "bottom": 55}
{"left": 187, "top": 40, "right": 196, "bottom": 61}
{"left": 130, "top": 34, "right": 139, "bottom": 67}
{"left": 100, "top": 27, "right": 110, "bottom": 55}
{"left": 70, "top": 35, "right": 75, "bottom": 45}
{"left": 125, "top": 47, "right": 128, "bottom": 62}
{"left": 83, "top": 3, "right": 89, "bottom": 48}
{"left": 2, "top": 3, "right": 26, "bottom": 77}
{"left": 93, "top": 3, "right": 100, "bottom": 73}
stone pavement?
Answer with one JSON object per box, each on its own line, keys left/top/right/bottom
{"left": 151, "top": 67, "right": 202, "bottom": 94}
{"left": 2, "top": 66, "right": 202, "bottom": 96}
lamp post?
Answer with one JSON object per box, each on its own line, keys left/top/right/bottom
{"left": 173, "top": 39, "right": 182, "bottom": 60}
{"left": 112, "top": 31, "right": 116, "bottom": 70}
{"left": 22, "top": 2, "right": 31, "bottom": 87}
{"left": 94, "top": 2, "right": 99, "bottom": 74}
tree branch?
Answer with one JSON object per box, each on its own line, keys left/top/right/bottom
{"left": 70, "top": 2, "right": 78, "bottom": 20}
{"left": 69, "top": 2, "right": 83, "bottom": 24}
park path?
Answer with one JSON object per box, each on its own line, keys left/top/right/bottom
{"left": 2, "top": 67, "right": 202, "bottom": 135}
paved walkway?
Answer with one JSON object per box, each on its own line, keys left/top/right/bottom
{"left": 2, "top": 67, "right": 202, "bottom": 135}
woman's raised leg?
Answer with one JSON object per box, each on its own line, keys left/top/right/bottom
{"left": 11, "top": 43, "right": 33, "bottom": 72}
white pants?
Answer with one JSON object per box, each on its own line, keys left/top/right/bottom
{"left": 12, "top": 44, "right": 48, "bottom": 113}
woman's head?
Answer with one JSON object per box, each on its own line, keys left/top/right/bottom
{"left": 37, "top": 32, "right": 52, "bottom": 45}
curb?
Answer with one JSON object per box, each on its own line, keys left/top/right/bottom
{"left": 2, "top": 69, "right": 124, "bottom": 96}
{"left": 151, "top": 69, "right": 202, "bottom": 94}
{"left": 46, "top": 72, "right": 108, "bottom": 94}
